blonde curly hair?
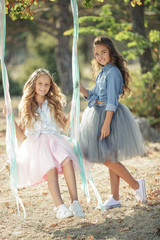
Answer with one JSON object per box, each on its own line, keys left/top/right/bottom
{"left": 19, "top": 69, "right": 66, "bottom": 129}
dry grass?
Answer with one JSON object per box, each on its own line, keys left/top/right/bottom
{"left": 0, "top": 97, "right": 160, "bottom": 240}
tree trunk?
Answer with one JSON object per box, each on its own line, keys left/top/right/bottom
{"left": 130, "top": 0, "right": 153, "bottom": 73}
{"left": 55, "top": 0, "right": 73, "bottom": 95}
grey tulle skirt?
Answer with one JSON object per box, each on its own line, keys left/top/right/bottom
{"left": 79, "top": 103, "right": 145, "bottom": 163}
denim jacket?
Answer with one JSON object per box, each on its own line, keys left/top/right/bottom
{"left": 86, "top": 63, "right": 123, "bottom": 112}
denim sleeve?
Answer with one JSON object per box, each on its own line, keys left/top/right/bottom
{"left": 105, "top": 68, "right": 123, "bottom": 112}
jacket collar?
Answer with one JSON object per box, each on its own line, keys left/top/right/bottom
{"left": 102, "top": 62, "right": 113, "bottom": 72}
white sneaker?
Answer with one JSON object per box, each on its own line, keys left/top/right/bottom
{"left": 70, "top": 200, "right": 85, "bottom": 218}
{"left": 56, "top": 204, "right": 74, "bottom": 219}
{"left": 134, "top": 179, "right": 147, "bottom": 203}
{"left": 103, "top": 195, "right": 121, "bottom": 210}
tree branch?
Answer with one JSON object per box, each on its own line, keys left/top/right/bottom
{"left": 34, "top": 16, "right": 55, "bottom": 30}
{"left": 38, "top": 27, "right": 57, "bottom": 38}
{"left": 34, "top": 8, "right": 51, "bottom": 14}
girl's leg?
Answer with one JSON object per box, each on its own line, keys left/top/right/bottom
{"left": 63, "top": 158, "right": 85, "bottom": 218}
{"left": 109, "top": 169, "right": 120, "bottom": 200}
{"left": 104, "top": 161, "right": 139, "bottom": 190}
{"left": 62, "top": 158, "right": 78, "bottom": 202}
{"left": 47, "top": 168, "right": 63, "bottom": 206}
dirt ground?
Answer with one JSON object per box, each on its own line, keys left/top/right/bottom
{"left": 0, "top": 98, "right": 160, "bottom": 240}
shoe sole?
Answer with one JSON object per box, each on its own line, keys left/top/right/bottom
{"left": 141, "top": 179, "right": 147, "bottom": 203}
{"left": 56, "top": 213, "right": 74, "bottom": 219}
{"left": 69, "top": 206, "right": 85, "bottom": 218}
{"left": 104, "top": 203, "right": 121, "bottom": 210}
{"left": 73, "top": 214, "right": 85, "bottom": 218}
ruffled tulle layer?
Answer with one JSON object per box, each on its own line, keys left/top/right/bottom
{"left": 16, "top": 133, "right": 79, "bottom": 188}
{"left": 79, "top": 103, "right": 145, "bottom": 163}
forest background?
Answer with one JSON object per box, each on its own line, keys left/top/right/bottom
{"left": 0, "top": 0, "right": 160, "bottom": 130}
{"left": 0, "top": 1, "right": 160, "bottom": 239}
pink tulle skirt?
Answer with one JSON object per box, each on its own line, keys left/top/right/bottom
{"left": 16, "top": 133, "right": 79, "bottom": 188}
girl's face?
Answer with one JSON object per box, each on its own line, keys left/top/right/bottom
{"left": 35, "top": 74, "right": 51, "bottom": 97}
{"left": 94, "top": 44, "right": 111, "bottom": 66}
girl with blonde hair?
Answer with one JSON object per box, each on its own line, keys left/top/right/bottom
{"left": 8, "top": 68, "right": 85, "bottom": 219}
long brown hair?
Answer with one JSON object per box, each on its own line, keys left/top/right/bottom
{"left": 19, "top": 69, "right": 66, "bottom": 129}
{"left": 93, "top": 36, "right": 131, "bottom": 96}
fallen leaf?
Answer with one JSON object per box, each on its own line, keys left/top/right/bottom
{"left": 81, "top": 223, "right": 91, "bottom": 227}
{"left": 66, "top": 234, "right": 72, "bottom": 240}
{"left": 92, "top": 219, "right": 99, "bottom": 224}
{"left": 10, "top": 209, "right": 15, "bottom": 214}
{"left": 49, "top": 223, "right": 58, "bottom": 228}
{"left": 86, "top": 235, "right": 94, "bottom": 240}
{"left": 118, "top": 227, "right": 130, "bottom": 232}
{"left": 156, "top": 228, "right": 160, "bottom": 236}
{"left": 24, "top": 201, "right": 31, "bottom": 206}
{"left": 118, "top": 219, "right": 123, "bottom": 223}
{"left": 41, "top": 191, "right": 48, "bottom": 196}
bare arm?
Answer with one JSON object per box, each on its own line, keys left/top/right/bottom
{"left": 62, "top": 114, "right": 70, "bottom": 134}
{"left": 3, "top": 105, "right": 25, "bottom": 141}
{"left": 80, "top": 83, "right": 89, "bottom": 98}
{"left": 100, "top": 111, "right": 114, "bottom": 140}
{"left": 15, "top": 121, "right": 25, "bottom": 141}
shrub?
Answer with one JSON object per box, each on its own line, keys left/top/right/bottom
{"left": 121, "top": 64, "right": 160, "bottom": 129}
{"left": 0, "top": 67, "right": 22, "bottom": 97}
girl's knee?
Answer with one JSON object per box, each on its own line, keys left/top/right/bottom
{"left": 47, "top": 168, "right": 57, "bottom": 177}
{"left": 104, "top": 160, "right": 112, "bottom": 167}
{"left": 62, "top": 157, "right": 73, "bottom": 167}
{"left": 104, "top": 160, "right": 121, "bottom": 168}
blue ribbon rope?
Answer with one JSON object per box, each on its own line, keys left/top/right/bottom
{"left": 0, "top": 0, "right": 26, "bottom": 218}
{"left": 0, "top": 0, "right": 103, "bottom": 213}
{"left": 70, "top": 0, "right": 104, "bottom": 209}
{"left": 70, "top": 0, "right": 90, "bottom": 201}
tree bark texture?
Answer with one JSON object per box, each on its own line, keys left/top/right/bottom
{"left": 130, "top": 0, "right": 153, "bottom": 73}
{"left": 55, "top": 0, "right": 73, "bottom": 95}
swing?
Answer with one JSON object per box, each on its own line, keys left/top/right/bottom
{"left": 0, "top": 0, "right": 103, "bottom": 218}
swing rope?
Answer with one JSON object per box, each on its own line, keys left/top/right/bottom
{"left": 0, "top": 0, "right": 26, "bottom": 218}
{"left": 70, "top": 0, "right": 90, "bottom": 202}
{"left": 0, "top": 0, "right": 103, "bottom": 216}
{"left": 70, "top": 0, "right": 104, "bottom": 209}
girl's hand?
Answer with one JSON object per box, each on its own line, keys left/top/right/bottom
{"left": 63, "top": 114, "right": 70, "bottom": 133}
{"left": 79, "top": 82, "right": 89, "bottom": 98}
{"left": 76, "top": 82, "right": 83, "bottom": 90}
{"left": 79, "top": 82, "right": 82, "bottom": 91}
{"left": 100, "top": 123, "right": 110, "bottom": 140}
{"left": 3, "top": 105, "right": 7, "bottom": 116}
{"left": 100, "top": 111, "right": 114, "bottom": 140}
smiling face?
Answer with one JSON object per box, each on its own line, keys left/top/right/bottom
{"left": 35, "top": 74, "right": 51, "bottom": 97}
{"left": 94, "top": 44, "right": 111, "bottom": 66}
